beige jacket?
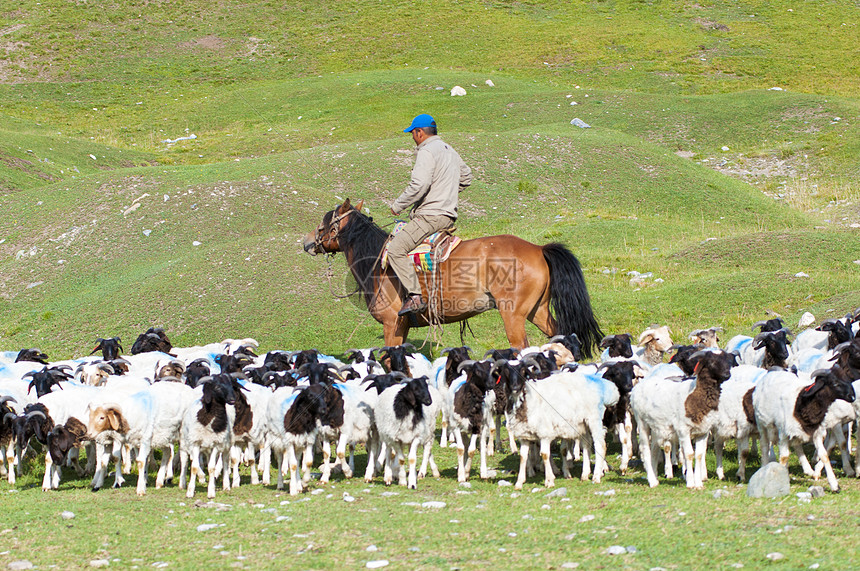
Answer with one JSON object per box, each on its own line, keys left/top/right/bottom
{"left": 391, "top": 136, "right": 472, "bottom": 219}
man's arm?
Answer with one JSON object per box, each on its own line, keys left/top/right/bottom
{"left": 459, "top": 158, "right": 473, "bottom": 190}
{"left": 391, "top": 149, "right": 433, "bottom": 214}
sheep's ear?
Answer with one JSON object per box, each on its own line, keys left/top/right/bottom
{"left": 402, "top": 386, "right": 417, "bottom": 408}
{"left": 201, "top": 383, "right": 213, "bottom": 406}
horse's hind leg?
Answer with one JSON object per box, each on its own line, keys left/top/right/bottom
{"left": 498, "top": 308, "right": 529, "bottom": 349}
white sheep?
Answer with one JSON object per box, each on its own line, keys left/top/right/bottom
{"left": 630, "top": 350, "right": 735, "bottom": 489}
{"left": 178, "top": 376, "right": 236, "bottom": 499}
{"left": 753, "top": 368, "right": 856, "bottom": 491}
{"left": 505, "top": 368, "right": 619, "bottom": 489}
{"left": 711, "top": 364, "right": 767, "bottom": 481}
{"left": 373, "top": 376, "right": 440, "bottom": 489}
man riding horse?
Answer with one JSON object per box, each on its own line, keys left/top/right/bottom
{"left": 388, "top": 113, "right": 472, "bottom": 316}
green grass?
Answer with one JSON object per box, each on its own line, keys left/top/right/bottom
{"left": 2, "top": 435, "right": 859, "bottom": 570}
{"left": 0, "top": 0, "right": 859, "bottom": 568}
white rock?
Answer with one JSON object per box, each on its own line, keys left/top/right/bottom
{"left": 343, "top": 495, "right": 356, "bottom": 503}
{"left": 570, "top": 101, "right": 578, "bottom": 106}
{"left": 451, "top": 86, "right": 467, "bottom": 96}
{"left": 570, "top": 118, "right": 591, "bottom": 128}
{"left": 766, "top": 553, "right": 785, "bottom": 561}
{"left": 798, "top": 312, "right": 815, "bottom": 329}
{"left": 768, "top": 87, "right": 784, "bottom": 91}
{"left": 196, "top": 523, "right": 223, "bottom": 532}
{"left": 562, "top": 564, "right": 580, "bottom": 569}
{"left": 421, "top": 501, "right": 446, "bottom": 509}
{"left": 89, "top": 154, "right": 97, "bottom": 160}
{"left": 90, "top": 560, "right": 110, "bottom": 568}
{"left": 7, "top": 562, "right": 34, "bottom": 571}
{"left": 606, "top": 545, "right": 627, "bottom": 555}
{"left": 721, "top": 146, "right": 730, "bottom": 151}
{"left": 192, "top": 241, "right": 202, "bottom": 246}
{"left": 485, "top": 79, "right": 495, "bottom": 87}
{"left": 142, "top": 229, "right": 152, "bottom": 237}
{"left": 366, "top": 560, "right": 389, "bottom": 569}
{"left": 579, "top": 515, "right": 595, "bottom": 523}
{"left": 795, "top": 272, "right": 809, "bottom": 278}
{"left": 311, "top": 489, "right": 324, "bottom": 495}
{"left": 61, "top": 511, "right": 75, "bottom": 520}
{"left": 366, "top": 545, "right": 378, "bottom": 552}
{"left": 498, "top": 480, "right": 512, "bottom": 487}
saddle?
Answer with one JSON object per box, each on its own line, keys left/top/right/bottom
{"left": 381, "top": 221, "right": 462, "bottom": 272}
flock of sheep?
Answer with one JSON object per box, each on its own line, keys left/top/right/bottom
{"left": 0, "top": 312, "right": 858, "bottom": 499}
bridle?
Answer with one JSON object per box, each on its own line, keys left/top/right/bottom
{"left": 311, "top": 208, "right": 355, "bottom": 253}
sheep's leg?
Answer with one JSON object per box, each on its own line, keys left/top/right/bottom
{"left": 439, "top": 415, "right": 448, "bottom": 448}
{"left": 464, "top": 433, "right": 478, "bottom": 479}
{"left": 479, "top": 425, "right": 489, "bottom": 479}
{"left": 302, "top": 444, "right": 314, "bottom": 487}
{"left": 813, "top": 437, "right": 841, "bottom": 492}
{"left": 638, "top": 423, "right": 659, "bottom": 488}
{"left": 680, "top": 435, "right": 698, "bottom": 489}
{"left": 662, "top": 442, "right": 674, "bottom": 479}
{"left": 453, "top": 429, "right": 467, "bottom": 482}
{"left": 247, "top": 443, "right": 260, "bottom": 485}
{"left": 580, "top": 440, "right": 592, "bottom": 481}
{"left": 287, "top": 444, "right": 301, "bottom": 495}
{"left": 591, "top": 423, "right": 608, "bottom": 484}
{"left": 714, "top": 435, "right": 726, "bottom": 480}
{"left": 396, "top": 443, "right": 408, "bottom": 487}
{"left": 155, "top": 447, "right": 170, "bottom": 489}
{"left": 514, "top": 441, "right": 531, "bottom": 490}
{"left": 737, "top": 435, "right": 751, "bottom": 482}
{"left": 383, "top": 443, "right": 395, "bottom": 486}
{"left": 419, "top": 440, "right": 438, "bottom": 478}
{"left": 90, "top": 442, "right": 107, "bottom": 491}
{"left": 560, "top": 440, "right": 572, "bottom": 480}
{"left": 364, "top": 439, "right": 377, "bottom": 483}
{"left": 178, "top": 447, "right": 188, "bottom": 490}
{"left": 493, "top": 414, "right": 504, "bottom": 453}
{"left": 336, "top": 434, "right": 353, "bottom": 479}
{"left": 4, "top": 445, "right": 15, "bottom": 485}
{"left": 541, "top": 439, "right": 555, "bottom": 488}
{"left": 507, "top": 419, "right": 517, "bottom": 455}
{"left": 855, "top": 419, "right": 860, "bottom": 477}
{"left": 621, "top": 413, "right": 634, "bottom": 473}
{"left": 407, "top": 439, "right": 420, "bottom": 489}
{"left": 276, "top": 449, "right": 287, "bottom": 491}
{"left": 831, "top": 426, "right": 855, "bottom": 477}
{"left": 221, "top": 449, "right": 231, "bottom": 492}
{"left": 792, "top": 442, "right": 816, "bottom": 477}
{"left": 617, "top": 423, "right": 630, "bottom": 474}
{"left": 111, "top": 441, "right": 126, "bottom": 488}
{"left": 486, "top": 415, "right": 496, "bottom": 457}
{"left": 572, "top": 438, "right": 581, "bottom": 461}
{"left": 694, "top": 436, "right": 708, "bottom": 488}
{"left": 186, "top": 445, "right": 201, "bottom": 498}
{"left": 230, "top": 446, "right": 242, "bottom": 489}
{"left": 135, "top": 441, "right": 151, "bottom": 496}
{"left": 319, "top": 440, "right": 332, "bottom": 484}
{"left": 260, "top": 443, "right": 272, "bottom": 486}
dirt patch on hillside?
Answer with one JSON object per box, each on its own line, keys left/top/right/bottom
{"left": 179, "top": 35, "right": 228, "bottom": 51}
{"left": 0, "top": 152, "right": 59, "bottom": 186}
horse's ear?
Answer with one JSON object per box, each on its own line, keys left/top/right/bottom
{"left": 340, "top": 197, "right": 352, "bottom": 212}
{"left": 354, "top": 199, "right": 364, "bottom": 212}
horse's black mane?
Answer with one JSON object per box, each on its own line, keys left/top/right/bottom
{"left": 335, "top": 209, "right": 389, "bottom": 305}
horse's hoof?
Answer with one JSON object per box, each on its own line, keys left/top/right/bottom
{"left": 91, "top": 486, "right": 101, "bottom": 493}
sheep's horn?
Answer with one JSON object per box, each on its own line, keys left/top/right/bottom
{"left": 365, "top": 360, "right": 382, "bottom": 372}
{"left": 561, "top": 363, "right": 579, "bottom": 372}
{"left": 456, "top": 360, "right": 477, "bottom": 374}
{"left": 389, "top": 372, "right": 409, "bottom": 380}
{"left": 549, "top": 335, "right": 567, "bottom": 343}
{"left": 0, "top": 396, "right": 17, "bottom": 405}
{"left": 3, "top": 412, "right": 17, "bottom": 423}
{"left": 98, "top": 363, "right": 115, "bottom": 375}
{"left": 155, "top": 375, "right": 183, "bottom": 383}
{"left": 400, "top": 343, "right": 416, "bottom": 353}
{"left": 197, "top": 375, "right": 215, "bottom": 385}
{"left": 751, "top": 320, "right": 768, "bottom": 331}
{"left": 26, "top": 410, "right": 47, "bottom": 421}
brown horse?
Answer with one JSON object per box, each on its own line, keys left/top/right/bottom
{"left": 302, "top": 198, "right": 604, "bottom": 357}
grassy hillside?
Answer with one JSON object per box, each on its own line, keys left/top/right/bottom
{"left": 0, "top": 1, "right": 858, "bottom": 358}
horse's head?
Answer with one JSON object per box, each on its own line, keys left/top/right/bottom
{"left": 302, "top": 198, "right": 364, "bottom": 255}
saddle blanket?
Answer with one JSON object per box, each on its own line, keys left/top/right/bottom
{"left": 381, "top": 221, "right": 462, "bottom": 273}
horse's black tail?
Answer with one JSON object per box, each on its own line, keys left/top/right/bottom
{"left": 542, "top": 243, "right": 604, "bottom": 360}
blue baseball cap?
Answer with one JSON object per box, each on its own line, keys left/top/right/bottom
{"left": 403, "top": 114, "right": 436, "bottom": 133}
